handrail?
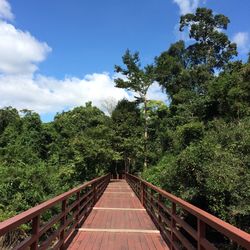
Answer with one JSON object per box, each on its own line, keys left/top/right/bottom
{"left": 126, "top": 173, "right": 250, "bottom": 250}
{"left": 0, "top": 173, "right": 110, "bottom": 250}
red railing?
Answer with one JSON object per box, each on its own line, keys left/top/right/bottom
{"left": 126, "top": 173, "right": 250, "bottom": 250}
{"left": 0, "top": 174, "right": 110, "bottom": 250}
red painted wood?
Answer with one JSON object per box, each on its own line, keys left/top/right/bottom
{"left": 126, "top": 173, "right": 250, "bottom": 250}
{"left": 68, "top": 232, "right": 169, "bottom": 250}
{"left": 68, "top": 180, "right": 169, "bottom": 250}
{"left": 0, "top": 174, "right": 110, "bottom": 249}
{"left": 3, "top": 173, "right": 247, "bottom": 249}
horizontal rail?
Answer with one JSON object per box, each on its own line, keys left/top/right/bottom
{"left": 126, "top": 173, "right": 250, "bottom": 250}
{"left": 0, "top": 173, "right": 110, "bottom": 250}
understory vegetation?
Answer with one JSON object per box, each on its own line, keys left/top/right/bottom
{"left": 0, "top": 7, "right": 249, "bottom": 237}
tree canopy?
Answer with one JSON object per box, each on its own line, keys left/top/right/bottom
{"left": 0, "top": 8, "right": 249, "bottom": 248}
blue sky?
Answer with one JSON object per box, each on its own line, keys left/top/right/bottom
{"left": 0, "top": 0, "right": 249, "bottom": 121}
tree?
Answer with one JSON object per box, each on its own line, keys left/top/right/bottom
{"left": 156, "top": 8, "right": 238, "bottom": 121}
{"left": 180, "top": 8, "right": 237, "bottom": 70}
{"left": 144, "top": 8, "right": 250, "bottom": 237}
{"left": 51, "top": 103, "right": 116, "bottom": 181}
{"left": 155, "top": 40, "right": 188, "bottom": 100}
{"left": 0, "top": 107, "right": 19, "bottom": 135}
{"left": 111, "top": 99, "right": 143, "bottom": 174}
{"left": 207, "top": 61, "right": 250, "bottom": 120}
{"left": 114, "top": 50, "right": 156, "bottom": 168}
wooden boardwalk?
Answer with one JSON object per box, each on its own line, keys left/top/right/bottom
{"left": 68, "top": 179, "right": 169, "bottom": 249}
{"left": 0, "top": 174, "right": 248, "bottom": 249}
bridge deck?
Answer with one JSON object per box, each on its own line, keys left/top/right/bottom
{"left": 68, "top": 179, "right": 169, "bottom": 249}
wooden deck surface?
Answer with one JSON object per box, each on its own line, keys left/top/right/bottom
{"left": 68, "top": 179, "right": 169, "bottom": 249}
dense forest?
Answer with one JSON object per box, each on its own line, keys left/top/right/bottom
{"left": 0, "top": 7, "right": 249, "bottom": 236}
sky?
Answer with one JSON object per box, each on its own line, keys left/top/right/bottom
{"left": 0, "top": 0, "right": 249, "bottom": 122}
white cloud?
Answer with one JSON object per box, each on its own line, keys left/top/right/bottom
{"left": 0, "top": 72, "right": 167, "bottom": 114}
{"left": 0, "top": 21, "right": 51, "bottom": 75}
{"left": 173, "top": 0, "right": 205, "bottom": 15}
{"left": 172, "top": 0, "right": 206, "bottom": 41}
{"left": 0, "top": 0, "right": 13, "bottom": 20}
{"left": 0, "top": 73, "right": 130, "bottom": 113}
{"left": 0, "top": 1, "right": 166, "bottom": 116}
{"left": 113, "top": 74, "right": 166, "bottom": 103}
{"left": 232, "top": 32, "right": 250, "bottom": 54}
{"left": 147, "top": 82, "right": 167, "bottom": 103}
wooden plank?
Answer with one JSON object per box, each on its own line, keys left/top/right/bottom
{"left": 67, "top": 180, "right": 170, "bottom": 250}
{"left": 78, "top": 228, "right": 160, "bottom": 233}
{"left": 93, "top": 207, "right": 146, "bottom": 211}
{"left": 0, "top": 174, "right": 110, "bottom": 236}
{"left": 100, "top": 232, "right": 109, "bottom": 250}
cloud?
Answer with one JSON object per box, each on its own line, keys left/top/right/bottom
{"left": 0, "top": 72, "right": 167, "bottom": 114}
{"left": 172, "top": 1, "right": 206, "bottom": 41}
{"left": 173, "top": 0, "right": 205, "bottom": 15}
{"left": 0, "top": 0, "right": 13, "bottom": 20}
{"left": 0, "top": 1, "right": 166, "bottom": 117}
{"left": 147, "top": 82, "right": 167, "bottom": 103}
{"left": 0, "top": 21, "right": 51, "bottom": 75}
{"left": 232, "top": 32, "right": 250, "bottom": 54}
{"left": 0, "top": 73, "right": 130, "bottom": 113}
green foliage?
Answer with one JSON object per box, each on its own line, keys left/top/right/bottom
{"left": 0, "top": 107, "right": 19, "bottom": 135}
{"left": 180, "top": 8, "right": 237, "bottom": 70}
{"left": 111, "top": 99, "right": 144, "bottom": 173}
{"left": 0, "top": 103, "right": 116, "bottom": 221}
{"left": 0, "top": 7, "right": 249, "bottom": 240}
{"left": 114, "top": 50, "right": 156, "bottom": 97}
{"left": 51, "top": 103, "right": 116, "bottom": 180}
{"left": 0, "top": 162, "right": 57, "bottom": 216}
{"left": 115, "top": 50, "right": 157, "bottom": 168}
{"left": 142, "top": 154, "right": 177, "bottom": 190}
{"left": 176, "top": 121, "right": 204, "bottom": 148}
{"left": 144, "top": 7, "right": 250, "bottom": 234}
{"left": 208, "top": 62, "right": 250, "bottom": 119}
{"left": 144, "top": 119, "right": 250, "bottom": 231}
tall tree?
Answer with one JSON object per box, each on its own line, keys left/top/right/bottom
{"left": 180, "top": 8, "right": 237, "bottom": 70}
{"left": 114, "top": 50, "right": 156, "bottom": 169}
{"left": 111, "top": 99, "right": 143, "bottom": 174}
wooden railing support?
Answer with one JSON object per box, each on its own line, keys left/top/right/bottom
{"left": 140, "top": 181, "right": 144, "bottom": 206}
{"left": 31, "top": 215, "right": 40, "bottom": 250}
{"left": 93, "top": 182, "right": 97, "bottom": 205}
{"left": 0, "top": 174, "right": 110, "bottom": 250}
{"left": 59, "top": 199, "right": 67, "bottom": 250}
{"left": 150, "top": 189, "right": 154, "bottom": 211}
{"left": 125, "top": 173, "right": 250, "bottom": 250}
{"left": 198, "top": 219, "right": 206, "bottom": 250}
{"left": 76, "top": 191, "right": 80, "bottom": 227}
{"left": 170, "top": 202, "right": 176, "bottom": 250}
{"left": 158, "top": 194, "right": 162, "bottom": 225}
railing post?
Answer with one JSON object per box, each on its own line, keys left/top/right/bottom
{"left": 170, "top": 202, "right": 176, "bottom": 250}
{"left": 93, "top": 182, "right": 97, "bottom": 206}
{"left": 60, "top": 199, "right": 67, "bottom": 250}
{"left": 198, "top": 219, "right": 206, "bottom": 250}
{"left": 158, "top": 194, "right": 162, "bottom": 224}
{"left": 76, "top": 191, "right": 80, "bottom": 227}
{"left": 140, "top": 181, "right": 144, "bottom": 206}
{"left": 150, "top": 189, "right": 154, "bottom": 211}
{"left": 30, "top": 215, "right": 40, "bottom": 250}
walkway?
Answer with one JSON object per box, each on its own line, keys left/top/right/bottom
{"left": 68, "top": 179, "right": 169, "bottom": 249}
